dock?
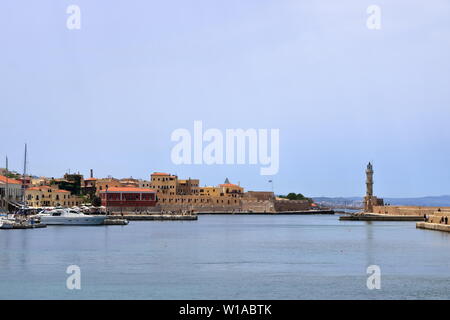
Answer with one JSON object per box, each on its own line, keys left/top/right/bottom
{"left": 197, "top": 210, "right": 335, "bottom": 215}
{"left": 108, "top": 214, "right": 198, "bottom": 221}
{"left": 276, "top": 210, "right": 334, "bottom": 215}
{"left": 1, "top": 223, "right": 47, "bottom": 230}
{"left": 416, "top": 222, "right": 450, "bottom": 233}
{"left": 339, "top": 213, "right": 424, "bottom": 221}
{"left": 103, "top": 218, "right": 129, "bottom": 225}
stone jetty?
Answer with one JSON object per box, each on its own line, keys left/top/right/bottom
{"left": 339, "top": 213, "right": 424, "bottom": 221}
{"left": 416, "top": 222, "right": 450, "bottom": 233}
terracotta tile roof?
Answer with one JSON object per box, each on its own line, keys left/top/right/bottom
{"left": 0, "top": 175, "right": 21, "bottom": 185}
{"left": 219, "top": 183, "right": 241, "bottom": 187}
{"left": 102, "top": 187, "right": 156, "bottom": 193}
{"left": 152, "top": 172, "right": 171, "bottom": 176}
{"left": 27, "top": 186, "right": 52, "bottom": 191}
{"left": 56, "top": 190, "right": 70, "bottom": 193}
{"left": 85, "top": 178, "right": 97, "bottom": 181}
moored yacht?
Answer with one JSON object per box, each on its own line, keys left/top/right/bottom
{"left": 37, "top": 208, "right": 106, "bottom": 226}
{"left": 0, "top": 216, "right": 15, "bottom": 229}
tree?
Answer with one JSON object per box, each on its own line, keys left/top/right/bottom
{"left": 280, "top": 193, "right": 310, "bottom": 201}
{"left": 92, "top": 196, "right": 102, "bottom": 207}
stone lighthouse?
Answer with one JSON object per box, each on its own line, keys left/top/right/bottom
{"left": 366, "top": 162, "right": 374, "bottom": 197}
{"left": 364, "top": 162, "right": 375, "bottom": 212}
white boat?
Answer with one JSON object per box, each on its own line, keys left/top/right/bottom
{"left": 0, "top": 217, "right": 15, "bottom": 229}
{"left": 37, "top": 208, "right": 106, "bottom": 226}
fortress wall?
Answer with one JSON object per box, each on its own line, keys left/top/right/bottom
{"left": 241, "top": 200, "right": 275, "bottom": 213}
{"left": 108, "top": 198, "right": 311, "bottom": 214}
{"left": 274, "top": 200, "right": 310, "bottom": 212}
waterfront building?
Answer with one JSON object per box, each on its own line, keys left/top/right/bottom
{"left": 0, "top": 175, "right": 23, "bottom": 211}
{"left": 150, "top": 172, "right": 178, "bottom": 195}
{"left": 82, "top": 177, "right": 97, "bottom": 198}
{"left": 177, "top": 178, "right": 200, "bottom": 195}
{"left": 83, "top": 177, "right": 97, "bottom": 189}
{"left": 218, "top": 180, "right": 244, "bottom": 197}
{"left": 197, "top": 186, "right": 223, "bottom": 197}
{"left": 95, "top": 178, "right": 122, "bottom": 195}
{"left": 18, "top": 176, "right": 31, "bottom": 189}
{"left": 26, "top": 186, "right": 83, "bottom": 207}
{"left": 99, "top": 187, "right": 157, "bottom": 212}
{"left": 138, "top": 179, "right": 152, "bottom": 188}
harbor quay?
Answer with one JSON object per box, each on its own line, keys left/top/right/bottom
{"left": 2, "top": 162, "right": 449, "bottom": 233}
{"left": 1, "top": 168, "right": 326, "bottom": 226}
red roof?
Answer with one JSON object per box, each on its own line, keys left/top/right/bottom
{"left": 27, "top": 186, "right": 53, "bottom": 191}
{"left": 0, "top": 175, "right": 21, "bottom": 185}
{"left": 56, "top": 190, "right": 70, "bottom": 193}
{"left": 152, "top": 172, "right": 171, "bottom": 176}
{"left": 102, "top": 187, "right": 156, "bottom": 193}
{"left": 85, "top": 178, "right": 97, "bottom": 181}
{"left": 220, "top": 183, "right": 240, "bottom": 187}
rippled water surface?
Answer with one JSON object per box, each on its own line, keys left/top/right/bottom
{"left": 0, "top": 214, "right": 449, "bottom": 299}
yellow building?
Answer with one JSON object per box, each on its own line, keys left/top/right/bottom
{"left": 177, "top": 178, "right": 199, "bottom": 195}
{"left": 197, "top": 186, "right": 222, "bottom": 197}
{"left": 26, "top": 186, "right": 83, "bottom": 208}
{"left": 150, "top": 172, "right": 178, "bottom": 196}
{"left": 218, "top": 182, "right": 244, "bottom": 198}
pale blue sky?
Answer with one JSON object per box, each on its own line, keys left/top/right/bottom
{"left": 1, "top": 0, "right": 449, "bottom": 197}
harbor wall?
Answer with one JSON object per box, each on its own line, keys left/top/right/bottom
{"left": 274, "top": 199, "right": 311, "bottom": 212}
{"left": 416, "top": 222, "right": 450, "bottom": 232}
{"left": 371, "top": 205, "right": 449, "bottom": 216}
{"left": 371, "top": 205, "right": 450, "bottom": 228}
{"left": 106, "top": 198, "right": 310, "bottom": 214}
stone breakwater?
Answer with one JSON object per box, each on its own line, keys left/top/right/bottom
{"left": 416, "top": 222, "right": 450, "bottom": 233}
{"left": 339, "top": 213, "right": 424, "bottom": 221}
{"left": 197, "top": 210, "right": 335, "bottom": 215}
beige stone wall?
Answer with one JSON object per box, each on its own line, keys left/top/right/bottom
{"left": 372, "top": 205, "right": 448, "bottom": 216}
{"left": 241, "top": 199, "right": 275, "bottom": 213}
{"left": 274, "top": 199, "right": 311, "bottom": 212}
{"left": 154, "top": 194, "right": 277, "bottom": 213}
{"left": 157, "top": 194, "right": 241, "bottom": 209}
{"left": 423, "top": 209, "right": 450, "bottom": 224}
{"left": 244, "top": 191, "right": 275, "bottom": 201}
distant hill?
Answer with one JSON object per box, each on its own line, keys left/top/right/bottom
{"left": 313, "top": 195, "right": 450, "bottom": 207}
{"left": 383, "top": 195, "right": 450, "bottom": 207}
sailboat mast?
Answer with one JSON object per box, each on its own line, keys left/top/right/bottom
{"left": 5, "top": 156, "right": 8, "bottom": 203}
{"left": 22, "top": 144, "right": 27, "bottom": 206}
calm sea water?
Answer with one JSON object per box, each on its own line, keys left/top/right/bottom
{"left": 0, "top": 214, "right": 449, "bottom": 300}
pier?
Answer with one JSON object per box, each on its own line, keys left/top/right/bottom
{"left": 339, "top": 213, "right": 424, "bottom": 221}
{"left": 0, "top": 222, "right": 47, "bottom": 230}
{"left": 416, "top": 222, "right": 450, "bottom": 233}
{"left": 109, "top": 214, "right": 198, "bottom": 221}
{"left": 197, "top": 210, "right": 334, "bottom": 215}
{"left": 103, "top": 218, "right": 129, "bottom": 225}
